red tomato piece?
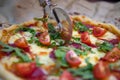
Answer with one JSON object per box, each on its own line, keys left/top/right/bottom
{"left": 39, "top": 32, "right": 50, "bottom": 46}
{"left": 66, "top": 50, "right": 81, "bottom": 67}
{"left": 43, "top": 22, "right": 48, "bottom": 29}
{"left": 81, "top": 32, "right": 92, "bottom": 45}
{"left": 93, "top": 61, "right": 111, "bottom": 79}
{"left": 0, "top": 46, "right": 7, "bottom": 59}
{"left": 14, "top": 37, "right": 29, "bottom": 49}
{"left": 112, "top": 70, "right": 120, "bottom": 80}
{"left": 0, "top": 51, "right": 7, "bottom": 60}
{"left": 102, "top": 47, "right": 120, "bottom": 62}
{"left": 13, "top": 62, "right": 36, "bottom": 78}
{"left": 60, "top": 70, "right": 75, "bottom": 80}
{"left": 93, "top": 27, "right": 106, "bottom": 37}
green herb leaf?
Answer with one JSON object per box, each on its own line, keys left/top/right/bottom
{"left": 0, "top": 41, "right": 31, "bottom": 62}
{"left": 74, "top": 22, "right": 88, "bottom": 32}
{"left": 55, "top": 49, "right": 66, "bottom": 58}
{"left": 35, "top": 56, "right": 42, "bottom": 67}
{"left": 48, "top": 23, "right": 61, "bottom": 40}
{"left": 72, "top": 37, "right": 93, "bottom": 53}
{"left": 67, "top": 60, "right": 94, "bottom": 80}
{"left": 98, "top": 41, "right": 113, "bottom": 52}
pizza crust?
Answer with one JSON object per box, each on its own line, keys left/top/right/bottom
{"left": 0, "top": 15, "right": 120, "bottom": 80}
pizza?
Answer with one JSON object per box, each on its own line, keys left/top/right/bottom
{"left": 0, "top": 15, "right": 120, "bottom": 80}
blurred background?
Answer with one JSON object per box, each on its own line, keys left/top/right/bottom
{"left": 0, "top": 0, "right": 120, "bottom": 28}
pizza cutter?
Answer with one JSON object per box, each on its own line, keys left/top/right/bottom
{"left": 39, "top": 0, "right": 73, "bottom": 43}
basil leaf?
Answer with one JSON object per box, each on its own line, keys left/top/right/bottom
{"left": 98, "top": 41, "right": 113, "bottom": 52}
{"left": 0, "top": 41, "right": 31, "bottom": 62}
{"left": 74, "top": 22, "right": 88, "bottom": 32}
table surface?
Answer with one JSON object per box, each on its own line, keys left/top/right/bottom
{"left": 0, "top": 0, "right": 120, "bottom": 28}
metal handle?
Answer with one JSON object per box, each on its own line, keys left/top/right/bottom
{"left": 39, "top": 0, "right": 51, "bottom": 7}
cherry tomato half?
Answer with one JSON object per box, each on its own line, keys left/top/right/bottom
{"left": 93, "top": 61, "right": 111, "bottom": 79}
{"left": 102, "top": 47, "right": 120, "bottom": 62}
{"left": 81, "top": 32, "right": 91, "bottom": 45}
{"left": 66, "top": 50, "right": 81, "bottom": 67}
{"left": 39, "top": 32, "right": 50, "bottom": 46}
{"left": 13, "top": 62, "right": 36, "bottom": 78}
{"left": 60, "top": 70, "right": 74, "bottom": 80}
{"left": 14, "top": 37, "right": 29, "bottom": 49}
{"left": 93, "top": 27, "right": 106, "bottom": 37}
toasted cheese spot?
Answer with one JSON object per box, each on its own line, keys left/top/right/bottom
{"left": 99, "top": 31, "right": 117, "bottom": 40}
{"left": 39, "top": 52, "right": 48, "bottom": 55}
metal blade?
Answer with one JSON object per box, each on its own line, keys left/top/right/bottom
{"left": 52, "top": 7, "right": 73, "bottom": 42}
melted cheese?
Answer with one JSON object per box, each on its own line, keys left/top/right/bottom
{"left": 100, "top": 31, "right": 117, "bottom": 40}
{"left": 8, "top": 33, "right": 22, "bottom": 44}
{"left": 29, "top": 43, "right": 53, "bottom": 54}
{"left": 22, "top": 32, "right": 32, "bottom": 40}
{"left": 79, "top": 48, "right": 105, "bottom": 67}
{"left": 1, "top": 56, "right": 19, "bottom": 66}
{"left": 38, "top": 54, "right": 55, "bottom": 66}
{"left": 72, "top": 31, "right": 80, "bottom": 38}
{"left": 29, "top": 43, "right": 54, "bottom": 66}
{"left": 89, "top": 35, "right": 98, "bottom": 44}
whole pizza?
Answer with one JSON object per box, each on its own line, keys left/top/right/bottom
{"left": 0, "top": 15, "right": 120, "bottom": 80}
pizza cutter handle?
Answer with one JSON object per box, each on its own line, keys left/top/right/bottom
{"left": 39, "top": 0, "right": 51, "bottom": 7}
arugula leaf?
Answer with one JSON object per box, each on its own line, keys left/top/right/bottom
{"left": 67, "top": 60, "right": 94, "bottom": 80}
{"left": 55, "top": 47, "right": 69, "bottom": 67}
{"left": 72, "top": 37, "right": 93, "bottom": 53}
{"left": 98, "top": 41, "right": 113, "bottom": 52}
{"left": 0, "top": 41, "right": 31, "bottom": 62}
{"left": 48, "top": 23, "right": 61, "bottom": 40}
{"left": 16, "top": 26, "right": 36, "bottom": 35}
{"left": 55, "top": 49, "right": 66, "bottom": 58}
{"left": 74, "top": 22, "right": 88, "bottom": 32}
{"left": 47, "top": 23, "right": 65, "bottom": 47}
{"left": 35, "top": 56, "right": 42, "bottom": 67}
